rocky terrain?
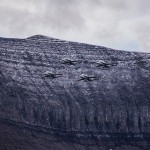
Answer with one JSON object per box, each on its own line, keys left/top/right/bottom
{"left": 0, "top": 35, "right": 150, "bottom": 150}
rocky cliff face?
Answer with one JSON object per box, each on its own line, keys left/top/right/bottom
{"left": 0, "top": 35, "right": 150, "bottom": 150}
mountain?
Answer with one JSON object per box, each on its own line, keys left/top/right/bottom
{"left": 0, "top": 35, "right": 150, "bottom": 150}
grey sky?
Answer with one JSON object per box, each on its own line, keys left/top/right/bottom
{"left": 0, "top": 0, "right": 150, "bottom": 52}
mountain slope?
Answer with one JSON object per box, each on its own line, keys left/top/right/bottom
{"left": 0, "top": 35, "right": 150, "bottom": 150}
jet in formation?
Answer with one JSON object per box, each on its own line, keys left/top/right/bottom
{"left": 61, "top": 59, "right": 78, "bottom": 65}
{"left": 95, "top": 60, "right": 118, "bottom": 69}
{"left": 78, "top": 74, "right": 98, "bottom": 82}
{"left": 44, "top": 71, "right": 63, "bottom": 79}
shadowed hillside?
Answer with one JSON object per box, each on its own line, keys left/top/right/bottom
{"left": 0, "top": 35, "right": 150, "bottom": 150}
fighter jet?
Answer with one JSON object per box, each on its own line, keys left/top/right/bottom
{"left": 61, "top": 59, "right": 78, "bottom": 65}
{"left": 95, "top": 60, "right": 117, "bottom": 69}
{"left": 78, "top": 74, "right": 98, "bottom": 82}
{"left": 44, "top": 71, "right": 63, "bottom": 79}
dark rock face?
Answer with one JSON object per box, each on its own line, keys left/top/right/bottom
{"left": 0, "top": 35, "right": 150, "bottom": 150}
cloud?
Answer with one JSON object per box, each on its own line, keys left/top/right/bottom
{"left": 0, "top": 0, "right": 150, "bottom": 52}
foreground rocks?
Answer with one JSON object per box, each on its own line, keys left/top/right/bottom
{"left": 0, "top": 35, "right": 150, "bottom": 150}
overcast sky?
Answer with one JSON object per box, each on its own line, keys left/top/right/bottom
{"left": 0, "top": 0, "right": 150, "bottom": 52}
